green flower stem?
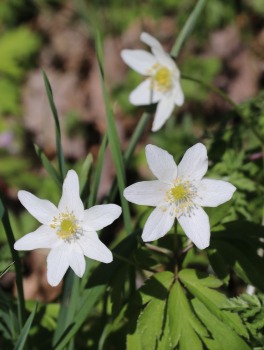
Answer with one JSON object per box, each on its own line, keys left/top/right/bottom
{"left": 124, "top": 112, "right": 151, "bottom": 163}
{"left": 181, "top": 73, "right": 264, "bottom": 144}
{"left": 96, "top": 33, "right": 132, "bottom": 235}
{"left": 170, "top": 0, "right": 207, "bottom": 58}
{"left": 0, "top": 197, "right": 26, "bottom": 330}
{"left": 113, "top": 252, "right": 156, "bottom": 273}
{"left": 145, "top": 244, "right": 174, "bottom": 258}
{"left": 88, "top": 133, "right": 108, "bottom": 207}
{"left": 107, "top": 112, "right": 151, "bottom": 203}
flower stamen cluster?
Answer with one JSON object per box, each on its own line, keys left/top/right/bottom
{"left": 124, "top": 144, "right": 236, "bottom": 249}
{"left": 50, "top": 211, "right": 83, "bottom": 242}
{"left": 121, "top": 32, "right": 184, "bottom": 131}
{"left": 165, "top": 178, "right": 198, "bottom": 217}
{"left": 14, "top": 170, "right": 122, "bottom": 286}
{"left": 152, "top": 65, "right": 173, "bottom": 92}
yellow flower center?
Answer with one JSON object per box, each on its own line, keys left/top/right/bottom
{"left": 165, "top": 178, "right": 198, "bottom": 217}
{"left": 50, "top": 211, "right": 81, "bottom": 241}
{"left": 171, "top": 184, "right": 187, "bottom": 201}
{"left": 154, "top": 67, "right": 172, "bottom": 92}
{"left": 60, "top": 219, "right": 78, "bottom": 239}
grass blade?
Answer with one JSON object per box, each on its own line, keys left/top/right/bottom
{"left": 107, "top": 112, "right": 151, "bottom": 202}
{"left": 124, "top": 112, "right": 151, "bottom": 163}
{"left": 88, "top": 133, "right": 108, "bottom": 207}
{"left": 14, "top": 303, "right": 37, "bottom": 350}
{"left": 52, "top": 269, "right": 79, "bottom": 347}
{"left": 96, "top": 32, "right": 132, "bottom": 234}
{"left": 80, "top": 152, "right": 93, "bottom": 201}
{"left": 34, "top": 144, "right": 61, "bottom": 189}
{"left": 42, "top": 70, "right": 66, "bottom": 180}
{"left": 54, "top": 286, "right": 105, "bottom": 350}
{"left": 171, "top": 0, "right": 207, "bottom": 58}
{"left": 0, "top": 261, "right": 15, "bottom": 278}
{"left": 0, "top": 196, "right": 26, "bottom": 329}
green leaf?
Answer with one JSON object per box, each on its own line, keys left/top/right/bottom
{"left": 140, "top": 271, "right": 174, "bottom": 304}
{"left": 207, "top": 249, "right": 230, "bottom": 284}
{"left": 0, "top": 78, "right": 20, "bottom": 115}
{"left": 171, "top": 0, "right": 207, "bottom": 57}
{"left": 127, "top": 332, "right": 142, "bottom": 350}
{"left": 0, "top": 27, "right": 40, "bottom": 79}
{"left": 211, "top": 221, "right": 264, "bottom": 291}
{"left": 137, "top": 295, "right": 167, "bottom": 350}
{"left": 221, "top": 294, "right": 264, "bottom": 342}
{"left": 0, "top": 196, "right": 26, "bottom": 329}
{"left": 14, "top": 303, "right": 37, "bottom": 350}
{"left": 87, "top": 232, "right": 139, "bottom": 288}
{"left": 95, "top": 32, "right": 132, "bottom": 234}
{"left": 42, "top": 70, "right": 66, "bottom": 180}
{"left": 127, "top": 272, "right": 174, "bottom": 350}
{"left": 179, "top": 269, "right": 248, "bottom": 338}
{"left": 54, "top": 285, "right": 105, "bottom": 350}
{"left": 168, "top": 281, "right": 207, "bottom": 350}
{"left": 205, "top": 200, "right": 232, "bottom": 228}
{"left": 192, "top": 299, "right": 250, "bottom": 350}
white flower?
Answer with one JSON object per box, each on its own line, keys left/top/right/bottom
{"left": 14, "top": 170, "right": 121, "bottom": 286}
{"left": 124, "top": 144, "right": 236, "bottom": 249}
{"left": 121, "top": 32, "right": 184, "bottom": 132}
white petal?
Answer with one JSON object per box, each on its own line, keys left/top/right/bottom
{"left": 129, "top": 78, "right": 162, "bottom": 106}
{"left": 177, "top": 143, "right": 208, "bottom": 181}
{"left": 173, "top": 81, "right": 184, "bottom": 106}
{"left": 140, "top": 32, "right": 163, "bottom": 51}
{"left": 152, "top": 48, "right": 176, "bottom": 70}
{"left": 142, "top": 206, "right": 175, "bottom": 242}
{"left": 47, "top": 245, "right": 70, "bottom": 286}
{"left": 83, "top": 204, "right": 121, "bottom": 231}
{"left": 79, "top": 234, "right": 113, "bottom": 263}
{"left": 152, "top": 95, "right": 175, "bottom": 132}
{"left": 178, "top": 207, "right": 210, "bottom": 249}
{"left": 58, "top": 170, "right": 84, "bottom": 219}
{"left": 14, "top": 225, "right": 57, "bottom": 251}
{"left": 194, "top": 179, "right": 236, "bottom": 207}
{"left": 121, "top": 49, "right": 157, "bottom": 75}
{"left": 18, "top": 191, "right": 58, "bottom": 225}
{"left": 145, "top": 144, "right": 177, "bottom": 183}
{"left": 124, "top": 181, "right": 169, "bottom": 206}
{"left": 140, "top": 33, "right": 179, "bottom": 73}
{"left": 68, "top": 244, "right": 85, "bottom": 278}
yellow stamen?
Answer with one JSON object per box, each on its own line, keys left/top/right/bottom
{"left": 50, "top": 211, "right": 81, "bottom": 241}
{"left": 59, "top": 219, "right": 78, "bottom": 239}
{"left": 164, "top": 178, "right": 198, "bottom": 217}
{"left": 154, "top": 67, "right": 172, "bottom": 91}
{"left": 171, "top": 184, "right": 187, "bottom": 201}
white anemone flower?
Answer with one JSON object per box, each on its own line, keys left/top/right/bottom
{"left": 124, "top": 144, "right": 236, "bottom": 249}
{"left": 121, "top": 32, "right": 184, "bottom": 132}
{"left": 14, "top": 170, "right": 121, "bottom": 286}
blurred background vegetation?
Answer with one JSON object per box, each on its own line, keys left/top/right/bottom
{"left": 0, "top": 0, "right": 264, "bottom": 300}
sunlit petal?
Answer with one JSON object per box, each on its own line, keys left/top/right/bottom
{"left": 18, "top": 191, "right": 58, "bottom": 225}
{"left": 145, "top": 144, "right": 177, "bottom": 182}
{"left": 142, "top": 206, "right": 175, "bottom": 242}
{"left": 124, "top": 181, "right": 169, "bottom": 206}
{"left": 178, "top": 143, "right": 208, "bottom": 181}
{"left": 194, "top": 179, "right": 236, "bottom": 207}
{"left": 178, "top": 207, "right": 210, "bottom": 249}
